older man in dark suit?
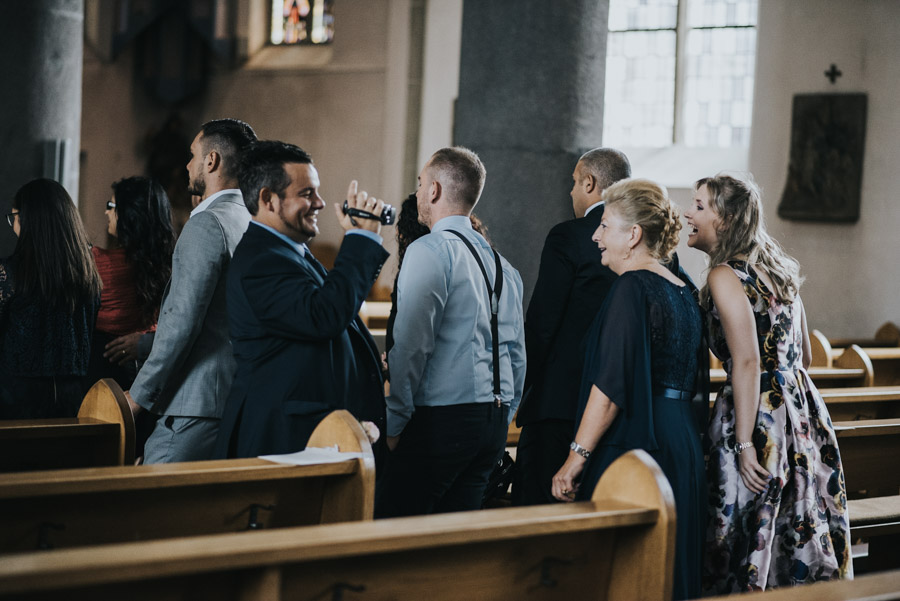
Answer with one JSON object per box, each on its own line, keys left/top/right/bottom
{"left": 512, "top": 148, "right": 631, "bottom": 505}
{"left": 213, "top": 141, "right": 388, "bottom": 459}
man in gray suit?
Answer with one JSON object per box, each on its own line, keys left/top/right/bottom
{"left": 125, "top": 118, "right": 257, "bottom": 463}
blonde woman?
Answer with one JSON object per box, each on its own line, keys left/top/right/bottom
{"left": 552, "top": 178, "right": 705, "bottom": 600}
{"left": 685, "top": 175, "right": 852, "bottom": 592}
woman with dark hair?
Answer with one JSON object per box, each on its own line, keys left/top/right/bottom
{"left": 0, "top": 179, "right": 102, "bottom": 418}
{"left": 86, "top": 176, "right": 174, "bottom": 391}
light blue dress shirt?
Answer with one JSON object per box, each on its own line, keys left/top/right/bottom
{"left": 386, "top": 215, "right": 526, "bottom": 437}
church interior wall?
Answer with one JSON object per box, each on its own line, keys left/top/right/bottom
{"left": 77, "top": 0, "right": 898, "bottom": 335}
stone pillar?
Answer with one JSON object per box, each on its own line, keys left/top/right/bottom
{"left": 453, "top": 0, "right": 608, "bottom": 303}
{"left": 0, "top": 0, "right": 84, "bottom": 257}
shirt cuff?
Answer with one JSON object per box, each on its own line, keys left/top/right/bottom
{"left": 345, "top": 229, "right": 383, "bottom": 245}
{"left": 386, "top": 405, "right": 412, "bottom": 437}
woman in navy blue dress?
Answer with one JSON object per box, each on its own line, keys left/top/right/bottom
{"left": 552, "top": 178, "right": 706, "bottom": 600}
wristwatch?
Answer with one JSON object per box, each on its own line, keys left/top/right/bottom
{"left": 736, "top": 441, "right": 754, "bottom": 454}
{"left": 570, "top": 441, "right": 592, "bottom": 458}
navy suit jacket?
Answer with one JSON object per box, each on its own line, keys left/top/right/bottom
{"left": 214, "top": 224, "right": 389, "bottom": 458}
{"left": 517, "top": 206, "right": 617, "bottom": 426}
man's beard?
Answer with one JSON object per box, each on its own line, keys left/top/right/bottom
{"left": 188, "top": 175, "right": 206, "bottom": 198}
{"left": 278, "top": 203, "right": 317, "bottom": 242}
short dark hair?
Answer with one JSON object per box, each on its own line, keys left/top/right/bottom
{"left": 578, "top": 147, "right": 631, "bottom": 191}
{"left": 427, "top": 147, "right": 486, "bottom": 210}
{"left": 199, "top": 119, "right": 257, "bottom": 180}
{"left": 238, "top": 140, "right": 313, "bottom": 215}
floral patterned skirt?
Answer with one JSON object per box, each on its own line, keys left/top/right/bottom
{"left": 703, "top": 369, "right": 853, "bottom": 593}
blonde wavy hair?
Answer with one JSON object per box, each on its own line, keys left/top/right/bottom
{"left": 696, "top": 174, "right": 803, "bottom": 304}
{"left": 602, "top": 178, "right": 682, "bottom": 261}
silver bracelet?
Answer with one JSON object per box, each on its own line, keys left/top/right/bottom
{"left": 736, "top": 441, "right": 754, "bottom": 454}
{"left": 570, "top": 441, "right": 592, "bottom": 458}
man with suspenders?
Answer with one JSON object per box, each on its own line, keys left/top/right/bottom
{"left": 377, "top": 147, "right": 526, "bottom": 517}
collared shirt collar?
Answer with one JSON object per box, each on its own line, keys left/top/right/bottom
{"left": 250, "top": 221, "right": 308, "bottom": 260}
{"left": 431, "top": 214, "right": 474, "bottom": 233}
{"left": 584, "top": 200, "right": 604, "bottom": 217}
{"left": 190, "top": 188, "right": 241, "bottom": 217}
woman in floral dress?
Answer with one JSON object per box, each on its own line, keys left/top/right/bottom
{"left": 684, "top": 174, "right": 852, "bottom": 593}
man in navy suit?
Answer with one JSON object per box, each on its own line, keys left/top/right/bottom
{"left": 512, "top": 148, "right": 631, "bottom": 505}
{"left": 213, "top": 141, "right": 388, "bottom": 459}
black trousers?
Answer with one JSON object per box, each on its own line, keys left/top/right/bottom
{"left": 376, "top": 402, "right": 508, "bottom": 518}
{"left": 511, "top": 418, "right": 574, "bottom": 506}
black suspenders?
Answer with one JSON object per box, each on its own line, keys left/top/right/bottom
{"left": 446, "top": 230, "right": 504, "bottom": 406}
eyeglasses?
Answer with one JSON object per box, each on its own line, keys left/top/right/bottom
{"left": 6, "top": 212, "right": 17, "bottom": 227}
{"left": 106, "top": 201, "right": 116, "bottom": 210}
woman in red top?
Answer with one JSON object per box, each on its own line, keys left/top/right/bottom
{"left": 86, "top": 177, "right": 174, "bottom": 391}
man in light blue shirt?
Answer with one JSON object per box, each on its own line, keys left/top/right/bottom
{"left": 378, "top": 147, "right": 525, "bottom": 517}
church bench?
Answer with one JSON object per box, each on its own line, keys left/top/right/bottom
{"left": 0, "top": 449, "right": 676, "bottom": 601}
{"left": 0, "top": 379, "right": 135, "bottom": 472}
{"left": 829, "top": 321, "right": 900, "bottom": 350}
{"left": 810, "top": 333, "right": 900, "bottom": 386}
{"left": 834, "top": 418, "right": 900, "bottom": 497}
{"left": 834, "top": 418, "right": 900, "bottom": 570}
{"left": 705, "top": 386, "right": 900, "bottom": 421}
{"left": 701, "top": 568, "right": 900, "bottom": 601}
{"left": 0, "top": 410, "right": 373, "bottom": 554}
{"left": 711, "top": 347, "right": 873, "bottom": 388}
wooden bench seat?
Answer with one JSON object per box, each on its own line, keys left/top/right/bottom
{"left": 0, "top": 410, "right": 374, "bottom": 554}
{"left": 0, "top": 450, "right": 676, "bottom": 601}
{"left": 811, "top": 331, "right": 900, "bottom": 385}
{"left": 702, "top": 568, "right": 900, "bottom": 601}
{"left": 0, "top": 379, "right": 135, "bottom": 472}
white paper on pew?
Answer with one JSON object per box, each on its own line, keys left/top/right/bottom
{"left": 259, "top": 445, "right": 366, "bottom": 466}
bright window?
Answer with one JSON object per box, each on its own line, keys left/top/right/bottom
{"left": 603, "top": 0, "right": 757, "bottom": 149}
{"left": 270, "top": 0, "right": 335, "bottom": 46}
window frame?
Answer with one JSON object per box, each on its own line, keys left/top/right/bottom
{"left": 604, "top": 0, "right": 759, "bottom": 187}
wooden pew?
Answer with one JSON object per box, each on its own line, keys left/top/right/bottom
{"left": 0, "top": 450, "right": 676, "bottom": 601}
{"left": 711, "top": 346, "right": 874, "bottom": 388}
{"left": 0, "top": 379, "right": 135, "bottom": 472}
{"left": 836, "top": 417, "right": 900, "bottom": 570}
{"left": 0, "top": 410, "right": 374, "bottom": 554}
{"left": 811, "top": 331, "right": 900, "bottom": 386}
{"left": 831, "top": 321, "right": 900, "bottom": 349}
{"left": 702, "top": 568, "right": 900, "bottom": 601}
{"left": 705, "top": 386, "right": 900, "bottom": 421}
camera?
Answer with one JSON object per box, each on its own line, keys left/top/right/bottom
{"left": 342, "top": 200, "right": 396, "bottom": 225}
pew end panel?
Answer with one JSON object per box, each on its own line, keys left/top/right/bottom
{"left": 77, "top": 378, "right": 135, "bottom": 466}
{"left": 833, "top": 345, "right": 875, "bottom": 387}
{"left": 592, "top": 448, "right": 677, "bottom": 601}
{"left": 0, "top": 451, "right": 676, "bottom": 601}
{"left": 810, "top": 329, "right": 834, "bottom": 367}
{"left": 306, "top": 409, "right": 375, "bottom": 522}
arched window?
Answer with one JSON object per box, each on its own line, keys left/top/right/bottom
{"left": 270, "top": 0, "right": 335, "bottom": 45}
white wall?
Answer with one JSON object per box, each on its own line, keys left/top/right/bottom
{"left": 749, "top": 0, "right": 900, "bottom": 337}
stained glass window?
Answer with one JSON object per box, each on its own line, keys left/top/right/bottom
{"left": 270, "top": 0, "right": 334, "bottom": 46}
{"left": 603, "top": 0, "right": 758, "bottom": 149}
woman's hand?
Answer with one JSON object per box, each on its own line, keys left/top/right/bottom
{"left": 103, "top": 332, "right": 142, "bottom": 366}
{"left": 551, "top": 452, "right": 586, "bottom": 502}
{"left": 738, "top": 446, "right": 770, "bottom": 494}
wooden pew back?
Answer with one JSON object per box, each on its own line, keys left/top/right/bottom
{"left": 835, "top": 418, "right": 900, "bottom": 498}
{"left": 0, "top": 410, "right": 373, "bottom": 554}
{"left": 0, "top": 379, "right": 135, "bottom": 472}
{"left": 0, "top": 450, "right": 675, "bottom": 601}
{"left": 703, "top": 568, "right": 900, "bottom": 601}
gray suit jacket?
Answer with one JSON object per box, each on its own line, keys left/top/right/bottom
{"left": 130, "top": 191, "right": 250, "bottom": 418}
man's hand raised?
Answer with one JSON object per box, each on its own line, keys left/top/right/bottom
{"left": 334, "top": 180, "right": 384, "bottom": 236}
